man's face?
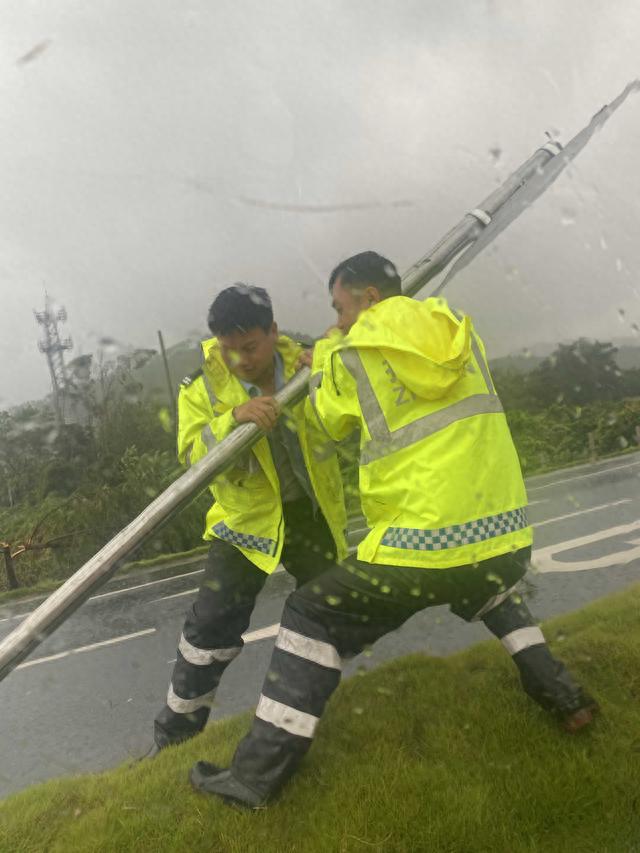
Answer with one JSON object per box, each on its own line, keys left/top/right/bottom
{"left": 218, "top": 323, "right": 278, "bottom": 382}
{"left": 331, "top": 279, "right": 372, "bottom": 334}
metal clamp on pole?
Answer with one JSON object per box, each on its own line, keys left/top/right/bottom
{"left": 539, "top": 140, "right": 563, "bottom": 156}
{"left": 468, "top": 208, "right": 492, "bottom": 227}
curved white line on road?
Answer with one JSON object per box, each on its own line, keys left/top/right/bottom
{"left": 15, "top": 628, "right": 156, "bottom": 671}
{"left": 532, "top": 518, "right": 640, "bottom": 574}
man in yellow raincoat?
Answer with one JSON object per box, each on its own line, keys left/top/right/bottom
{"left": 153, "top": 284, "right": 347, "bottom": 751}
{"left": 189, "top": 254, "right": 596, "bottom": 807}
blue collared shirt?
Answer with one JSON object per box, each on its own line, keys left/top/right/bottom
{"left": 239, "top": 352, "right": 316, "bottom": 508}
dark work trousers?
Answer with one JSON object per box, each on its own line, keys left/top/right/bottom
{"left": 227, "top": 546, "right": 590, "bottom": 801}
{"left": 154, "top": 499, "right": 337, "bottom": 748}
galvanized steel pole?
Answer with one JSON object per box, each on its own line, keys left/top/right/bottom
{"left": 0, "top": 141, "right": 561, "bottom": 682}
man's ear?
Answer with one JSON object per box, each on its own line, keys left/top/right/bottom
{"left": 365, "top": 286, "right": 382, "bottom": 305}
{"left": 271, "top": 321, "right": 279, "bottom": 338}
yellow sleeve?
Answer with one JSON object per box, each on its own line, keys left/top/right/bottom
{"left": 177, "top": 380, "right": 237, "bottom": 467}
{"left": 306, "top": 349, "right": 361, "bottom": 443}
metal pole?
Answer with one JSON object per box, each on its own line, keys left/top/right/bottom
{"left": 402, "top": 143, "right": 560, "bottom": 298}
{"left": 0, "top": 140, "right": 567, "bottom": 682}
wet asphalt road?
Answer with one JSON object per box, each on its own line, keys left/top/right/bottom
{"left": 1, "top": 452, "right": 639, "bottom": 799}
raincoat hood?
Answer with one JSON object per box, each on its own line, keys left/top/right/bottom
{"left": 339, "top": 296, "right": 472, "bottom": 400}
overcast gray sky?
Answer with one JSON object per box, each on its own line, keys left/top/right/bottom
{"left": 2, "top": 0, "right": 640, "bottom": 408}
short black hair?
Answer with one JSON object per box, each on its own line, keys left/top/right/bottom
{"left": 328, "top": 251, "right": 402, "bottom": 298}
{"left": 207, "top": 284, "right": 273, "bottom": 335}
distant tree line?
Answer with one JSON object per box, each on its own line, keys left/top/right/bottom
{"left": 492, "top": 338, "right": 640, "bottom": 473}
{"left": 1, "top": 336, "right": 639, "bottom": 592}
{"left": 492, "top": 338, "right": 640, "bottom": 410}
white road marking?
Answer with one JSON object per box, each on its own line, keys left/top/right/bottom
{"left": 533, "top": 499, "right": 632, "bottom": 528}
{"left": 150, "top": 565, "right": 285, "bottom": 604}
{"left": 15, "top": 628, "right": 157, "bottom": 671}
{"left": 243, "top": 623, "right": 280, "bottom": 643}
{"left": 0, "top": 568, "right": 207, "bottom": 627}
{"left": 0, "top": 614, "right": 24, "bottom": 624}
{"left": 152, "top": 587, "right": 199, "bottom": 604}
{"left": 166, "top": 622, "right": 280, "bottom": 663}
{"left": 528, "top": 461, "right": 640, "bottom": 492}
{"left": 532, "top": 518, "right": 640, "bottom": 574}
{"left": 89, "top": 568, "right": 205, "bottom": 601}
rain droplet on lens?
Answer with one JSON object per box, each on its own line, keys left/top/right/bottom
{"left": 560, "top": 208, "right": 576, "bottom": 227}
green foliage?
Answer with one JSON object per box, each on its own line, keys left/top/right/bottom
{"left": 506, "top": 399, "right": 640, "bottom": 474}
{"left": 0, "top": 395, "right": 206, "bottom": 592}
{"left": 491, "top": 336, "right": 640, "bottom": 473}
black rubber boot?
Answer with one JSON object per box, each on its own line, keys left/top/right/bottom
{"left": 557, "top": 690, "right": 600, "bottom": 733}
{"left": 189, "top": 762, "right": 267, "bottom": 809}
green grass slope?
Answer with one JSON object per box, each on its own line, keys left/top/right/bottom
{"left": 2, "top": 584, "right": 640, "bottom": 853}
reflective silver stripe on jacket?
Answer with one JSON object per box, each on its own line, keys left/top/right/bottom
{"left": 451, "top": 307, "right": 496, "bottom": 395}
{"left": 340, "top": 350, "right": 389, "bottom": 442}
{"left": 201, "top": 423, "right": 217, "bottom": 451}
{"left": 202, "top": 371, "right": 218, "bottom": 408}
{"left": 471, "top": 335, "right": 495, "bottom": 394}
{"left": 361, "top": 394, "right": 503, "bottom": 465}
{"left": 255, "top": 694, "right": 319, "bottom": 738}
{"left": 178, "top": 633, "right": 242, "bottom": 666}
{"left": 338, "top": 348, "right": 503, "bottom": 465}
{"left": 501, "top": 626, "right": 546, "bottom": 656}
{"left": 166, "top": 683, "right": 217, "bottom": 714}
{"left": 275, "top": 627, "right": 341, "bottom": 671}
